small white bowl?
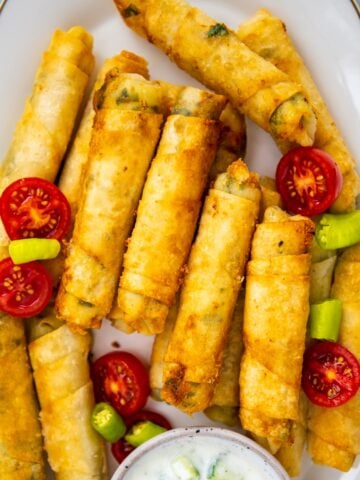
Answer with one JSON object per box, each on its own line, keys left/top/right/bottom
{"left": 111, "top": 426, "right": 290, "bottom": 480}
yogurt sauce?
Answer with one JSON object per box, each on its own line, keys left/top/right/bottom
{"left": 122, "top": 434, "right": 281, "bottom": 480}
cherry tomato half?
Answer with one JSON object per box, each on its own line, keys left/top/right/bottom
{"left": 111, "top": 410, "right": 171, "bottom": 464}
{"left": 91, "top": 351, "right": 150, "bottom": 418}
{"left": 0, "top": 257, "right": 53, "bottom": 317}
{"left": 0, "top": 177, "right": 71, "bottom": 240}
{"left": 275, "top": 147, "right": 342, "bottom": 216}
{"left": 302, "top": 340, "right": 360, "bottom": 408}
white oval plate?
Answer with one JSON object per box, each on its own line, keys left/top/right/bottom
{"left": 0, "top": 1, "right": 359, "bottom": 479}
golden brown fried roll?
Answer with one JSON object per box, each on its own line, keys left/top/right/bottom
{"left": 239, "top": 207, "right": 314, "bottom": 448}
{"left": 271, "top": 238, "right": 336, "bottom": 476}
{"left": 58, "top": 50, "right": 149, "bottom": 223}
{"left": 112, "top": 86, "right": 225, "bottom": 335}
{"left": 307, "top": 244, "right": 360, "bottom": 471}
{"left": 46, "top": 51, "right": 149, "bottom": 286}
{"left": 56, "top": 72, "right": 165, "bottom": 332}
{"left": 113, "top": 0, "right": 317, "bottom": 150}
{"left": 237, "top": 8, "right": 360, "bottom": 212}
{"left": 162, "top": 160, "right": 261, "bottom": 413}
{"left": 0, "top": 27, "right": 94, "bottom": 258}
{"left": 204, "top": 177, "right": 279, "bottom": 427}
{"left": 0, "top": 315, "right": 46, "bottom": 480}
{"left": 28, "top": 308, "right": 107, "bottom": 479}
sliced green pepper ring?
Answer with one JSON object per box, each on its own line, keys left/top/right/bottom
{"left": 91, "top": 402, "right": 126, "bottom": 443}
{"left": 125, "top": 420, "right": 167, "bottom": 447}
{"left": 9, "top": 238, "right": 61, "bottom": 264}
{"left": 309, "top": 299, "right": 342, "bottom": 342}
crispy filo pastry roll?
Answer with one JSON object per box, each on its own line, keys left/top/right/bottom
{"left": 237, "top": 8, "right": 360, "bottom": 212}
{"left": 58, "top": 50, "right": 149, "bottom": 223}
{"left": 204, "top": 178, "right": 280, "bottom": 427}
{"left": 113, "top": 0, "right": 317, "bottom": 150}
{"left": 47, "top": 51, "right": 150, "bottom": 285}
{"left": 272, "top": 238, "right": 336, "bottom": 476}
{"left": 56, "top": 72, "right": 166, "bottom": 331}
{"left": 28, "top": 308, "right": 107, "bottom": 479}
{"left": 205, "top": 178, "right": 281, "bottom": 428}
{"left": 0, "top": 27, "right": 94, "bottom": 257}
{"left": 161, "top": 160, "right": 261, "bottom": 413}
{"left": 0, "top": 314, "right": 46, "bottom": 480}
{"left": 307, "top": 244, "right": 360, "bottom": 471}
{"left": 111, "top": 87, "right": 225, "bottom": 335}
{"left": 239, "top": 207, "right": 314, "bottom": 448}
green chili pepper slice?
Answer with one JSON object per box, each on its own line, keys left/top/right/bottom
{"left": 91, "top": 402, "right": 126, "bottom": 443}
{"left": 315, "top": 211, "right": 360, "bottom": 250}
{"left": 309, "top": 299, "right": 342, "bottom": 342}
{"left": 124, "top": 420, "right": 167, "bottom": 447}
{"left": 9, "top": 238, "right": 61, "bottom": 264}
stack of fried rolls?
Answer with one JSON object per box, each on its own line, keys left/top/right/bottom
{"left": 0, "top": 26, "right": 95, "bottom": 480}
{"left": 113, "top": 0, "right": 317, "bottom": 151}
{"left": 112, "top": 87, "right": 225, "bottom": 335}
{"left": 203, "top": 177, "right": 283, "bottom": 427}
{"left": 56, "top": 72, "right": 167, "bottom": 331}
{"left": 27, "top": 51, "right": 153, "bottom": 480}
{"left": 153, "top": 161, "right": 261, "bottom": 412}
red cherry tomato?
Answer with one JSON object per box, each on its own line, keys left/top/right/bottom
{"left": 275, "top": 147, "right": 342, "bottom": 216}
{"left": 0, "top": 177, "right": 71, "bottom": 240}
{"left": 0, "top": 257, "right": 53, "bottom": 317}
{"left": 111, "top": 438, "right": 135, "bottom": 464}
{"left": 91, "top": 351, "right": 150, "bottom": 418}
{"left": 111, "top": 410, "right": 171, "bottom": 464}
{"left": 302, "top": 341, "right": 360, "bottom": 408}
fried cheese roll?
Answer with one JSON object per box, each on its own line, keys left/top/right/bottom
{"left": 58, "top": 50, "right": 149, "bottom": 222}
{"left": 113, "top": 0, "right": 317, "bottom": 150}
{"left": 0, "top": 315, "right": 46, "bottom": 480}
{"left": 307, "top": 244, "right": 360, "bottom": 471}
{"left": 28, "top": 308, "right": 108, "bottom": 479}
{"left": 205, "top": 177, "right": 281, "bottom": 427}
{"left": 161, "top": 160, "right": 261, "bottom": 413}
{"left": 0, "top": 27, "right": 94, "bottom": 257}
{"left": 56, "top": 72, "right": 166, "bottom": 331}
{"left": 46, "top": 51, "right": 149, "bottom": 286}
{"left": 239, "top": 207, "right": 314, "bottom": 448}
{"left": 237, "top": 8, "right": 360, "bottom": 212}
{"left": 111, "top": 86, "right": 225, "bottom": 335}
